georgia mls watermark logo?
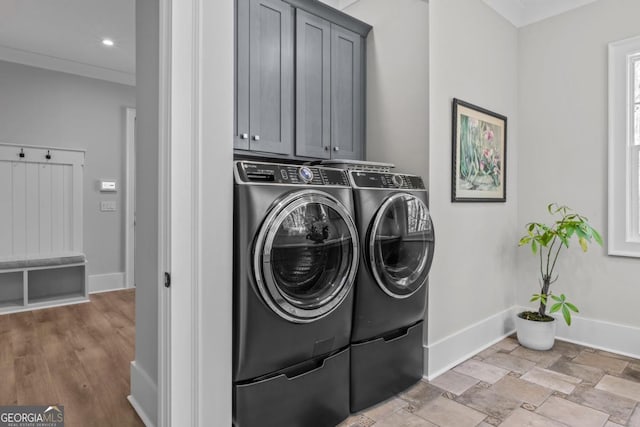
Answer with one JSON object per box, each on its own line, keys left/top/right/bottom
{"left": 0, "top": 405, "right": 64, "bottom": 427}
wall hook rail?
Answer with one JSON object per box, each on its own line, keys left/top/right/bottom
{"left": 19, "top": 148, "right": 25, "bottom": 158}
{"left": 46, "top": 150, "right": 52, "bottom": 160}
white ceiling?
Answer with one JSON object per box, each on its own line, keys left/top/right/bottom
{"left": 0, "top": 0, "right": 596, "bottom": 87}
{"left": 0, "top": 0, "right": 135, "bottom": 86}
{"left": 482, "top": 0, "right": 598, "bottom": 28}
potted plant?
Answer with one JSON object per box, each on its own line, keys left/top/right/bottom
{"left": 517, "top": 203, "right": 602, "bottom": 350}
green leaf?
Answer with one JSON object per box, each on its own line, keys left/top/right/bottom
{"left": 531, "top": 240, "right": 538, "bottom": 254}
{"left": 550, "top": 302, "right": 562, "bottom": 313}
{"left": 579, "top": 236, "right": 588, "bottom": 252}
{"left": 592, "top": 228, "right": 604, "bottom": 246}
{"left": 530, "top": 295, "right": 540, "bottom": 302}
{"left": 565, "top": 302, "right": 579, "bottom": 313}
{"left": 551, "top": 295, "right": 562, "bottom": 302}
{"left": 562, "top": 305, "right": 572, "bottom": 326}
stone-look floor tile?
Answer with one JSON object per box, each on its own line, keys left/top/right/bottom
{"left": 552, "top": 340, "right": 584, "bottom": 359}
{"left": 500, "top": 408, "right": 567, "bottom": 427}
{"left": 484, "top": 352, "right": 537, "bottom": 374}
{"left": 373, "top": 409, "right": 437, "bottom": 427}
{"left": 605, "top": 422, "right": 625, "bottom": 427}
{"left": 475, "top": 346, "right": 499, "bottom": 360}
{"left": 595, "top": 375, "right": 640, "bottom": 401}
{"left": 621, "top": 363, "right": 640, "bottom": 383}
{"left": 491, "top": 374, "right": 553, "bottom": 406}
{"left": 520, "top": 367, "right": 581, "bottom": 394}
{"left": 483, "top": 416, "right": 501, "bottom": 426}
{"left": 536, "top": 396, "right": 609, "bottom": 427}
{"left": 398, "top": 380, "right": 443, "bottom": 410}
{"left": 413, "top": 396, "right": 487, "bottom": 427}
{"left": 362, "top": 397, "right": 408, "bottom": 421}
{"left": 336, "top": 414, "right": 375, "bottom": 427}
{"left": 574, "top": 351, "right": 629, "bottom": 374}
{"left": 521, "top": 402, "right": 537, "bottom": 411}
{"left": 567, "top": 384, "right": 637, "bottom": 422}
{"left": 510, "top": 346, "right": 562, "bottom": 367}
{"left": 596, "top": 350, "right": 636, "bottom": 362}
{"left": 548, "top": 357, "right": 606, "bottom": 385}
{"left": 453, "top": 359, "right": 509, "bottom": 384}
{"left": 429, "top": 370, "right": 479, "bottom": 396}
{"left": 628, "top": 405, "right": 640, "bottom": 427}
{"left": 477, "top": 423, "right": 495, "bottom": 427}
{"left": 494, "top": 337, "right": 520, "bottom": 352}
{"left": 455, "top": 384, "right": 522, "bottom": 420}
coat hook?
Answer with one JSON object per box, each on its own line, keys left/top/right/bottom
{"left": 46, "top": 150, "right": 52, "bottom": 160}
{"left": 19, "top": 148, "right": 25, "bottom": 158}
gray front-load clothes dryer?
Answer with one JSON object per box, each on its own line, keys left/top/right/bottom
{"left": 349, "top": 170, "right": 435, "bottom": 342}
{"left": 348, "top": 169, "right": 435, "bottom": 412}
{"left": 233, "top": 161, "right": 359, "bottom": 427}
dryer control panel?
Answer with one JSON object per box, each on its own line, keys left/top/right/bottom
{"left": 236, "top": 161, "right": 350, "bottom": 186}
{"left": 350, "top": 171, "right": 425, "bottom": 190}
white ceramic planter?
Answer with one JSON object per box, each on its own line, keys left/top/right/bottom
{"left": 515, "top": 314, "right": 556, "bottom": 351}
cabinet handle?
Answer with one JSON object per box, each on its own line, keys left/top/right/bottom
{"left": 240, "top": 133, "right": 248, "bottom": 139}
{"left": 324, "top": 146, "right": 329, "bottom": 151}
{"left": 333, "top": 146, "right": 340, "bottom": 152}
{"left": 253, "top": 135, "right": 260, "bottom": 141}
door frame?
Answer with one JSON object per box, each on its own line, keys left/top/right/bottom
{"left": 125, "top": 107, "right": 136, "bottom": 289}
{"left": 157, "top": 1, "right": 234, "bottom": 426}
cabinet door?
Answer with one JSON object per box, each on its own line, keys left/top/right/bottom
{"left": 295, "top": 10, "right": 331, "bottom": 159}
{"left": 235, "top": 0, "right": 250, "bottom": 150}
{"left": 248, "top": 0, "right": 294, "bottom": 155}
{"left": 331, "top": 25, "right": 363, "bottom": 160}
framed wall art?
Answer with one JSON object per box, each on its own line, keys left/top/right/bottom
{"left": 452, "top": 98, "right": 507, "bottom": 202}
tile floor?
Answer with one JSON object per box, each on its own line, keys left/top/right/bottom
{"left": 339, "top": 337, "right": 640, "bottom": 427}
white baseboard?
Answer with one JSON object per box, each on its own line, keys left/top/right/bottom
{"left": 425, "top": 307, "right": 517, "bottom": 380}
{"left": 88, "top": 272, "right": 125, "bottom": 294}
{"left": 425, "top": 306, "right": 640, "bottom": 381}
{"left": 129, "top": 361, "right": 157, "bottom": 427}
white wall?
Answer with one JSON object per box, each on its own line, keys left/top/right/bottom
{"left": 0, "top": 60, "right": 135, "bottom": 278}
{"left": 427, "top": 0, "right": 519, "bottom": 377}
{"left": 343, "top": 0, "right": 429, "bottom": 178}
{"left": 518, "top": 0, "right": 640, "bottom": 354}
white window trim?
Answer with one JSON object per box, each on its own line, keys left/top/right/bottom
{"left": 608, "top": 35, "right": 640, "bottom": 257}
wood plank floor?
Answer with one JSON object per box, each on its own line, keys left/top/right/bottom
{"left": 0, "top": 289, "right": 144, "bottom": 427}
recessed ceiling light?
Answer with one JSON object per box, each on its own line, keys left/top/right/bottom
{"left": 102, "top": 38, "right": 115, "bottom": 47}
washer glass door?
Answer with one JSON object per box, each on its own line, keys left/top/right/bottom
{"left": 254, "top": 190, "right": 359, "bottom": 322}
{"left": 369, "top": 193, "right": 434, "bottom": 298}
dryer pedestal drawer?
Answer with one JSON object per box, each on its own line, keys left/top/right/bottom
{"left": 234, "top": 347, "right": 350, "bottom": 427}
{"left": 350, "top": 321, "right": 424, "bottom": 412}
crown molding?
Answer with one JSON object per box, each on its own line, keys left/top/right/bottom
{"left": 483, "top": 0, "right": 597, "bottom": 28}
{"left": 0, "top": 44, "right": 135, "bottom": 86}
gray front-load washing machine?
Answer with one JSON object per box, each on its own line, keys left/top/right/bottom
{"left": 348, "top": 169, "right": 435, "bottom": 412}
{"left": 233, "top": 160, "right": 359, "bottom": 427}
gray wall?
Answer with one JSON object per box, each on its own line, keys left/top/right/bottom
{"left": 518, "top": 0, "right": 640, "bottom": 329}
{"left": 427, "top": 0, "right": 519, "bottom": 375}
{"left": 343, "top": 0, "right": 429, "bottom": 178}
{"left": 133, "top": 0, "right": 159, "bottom": 410}
{"left": 0, "top": 60, "right": 135, "bottom": 276}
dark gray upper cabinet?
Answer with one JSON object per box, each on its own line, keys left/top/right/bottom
{"left": 330, "top": 24, "right": 362, "bottom": 160}
{"left": 296, "top": 13, "right": 364, "bottom": 160}
{"left": 295, "top": 10, "right": 331, "bottom": 159}
{"left": 235, "top": 0, "right": 294, "bottom": 155}
{"left": 236, "top": 0, "right": 371, "bottom": 160}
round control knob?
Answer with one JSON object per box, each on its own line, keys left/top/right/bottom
{"left": 391, "top": 175, "right": 404, "bottom": 187}
{"left": 298, "top": 167, "right": 314, "bottom": 183}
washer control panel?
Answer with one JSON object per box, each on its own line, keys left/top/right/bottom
{"left": 350, "top": 171, "right": 425, "bottom": 190}
{"left": 237, "top": 161, "right": 350, "bottom": 186}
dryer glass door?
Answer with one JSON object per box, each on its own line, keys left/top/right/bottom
{"left": 369, "top": 193, "right": 434, "bottom": 298}
{"left": 255, "top": 190, "right": 359, "bottom": 323}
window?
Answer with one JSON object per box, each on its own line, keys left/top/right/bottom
{"left": 609, "top": 36, "right": 640, "bottom": 256}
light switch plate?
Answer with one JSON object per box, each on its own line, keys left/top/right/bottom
{"left": 100, "top": 201, "right": 117, "bottom": 212}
